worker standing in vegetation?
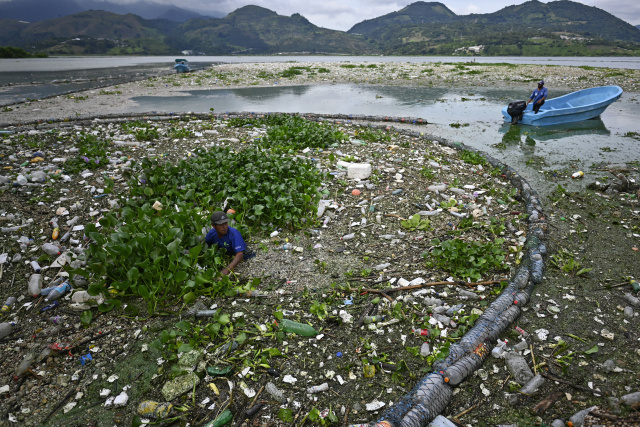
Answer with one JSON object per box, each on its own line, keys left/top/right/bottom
{"left": 205, "top": 211, "right": 252, "bottom": 277}
{"left": 526, "top": 80, "right": 548, "bottom": 114}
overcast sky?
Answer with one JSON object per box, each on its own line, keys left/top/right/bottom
{"left": 93, "top": 0, "right": 640, "bottom": 31}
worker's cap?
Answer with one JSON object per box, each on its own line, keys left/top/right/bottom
{"left": 211, "top": 211, "right": 229, "bottom": 225}
{"left": 538, "top": 80, "right": 544, "bottom": 85}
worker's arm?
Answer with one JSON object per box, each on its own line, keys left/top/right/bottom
{"left": 221, "top": 251, "right": 244, "bottom": 276}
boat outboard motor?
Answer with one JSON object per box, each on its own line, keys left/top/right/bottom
{"left": 507, "top": 100, "right": 527, "bottom": 124}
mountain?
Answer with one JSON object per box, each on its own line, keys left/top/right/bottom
{"left": 349, "top": 2, "right": 458, "bottom": 37}
{"left": 0, "top": 6, "right": 376, "bottom": 56}
{"left": 348, "top": 0, "right": 640, "bottom": 55}
{"left": 0, "top": 0, "right": 219, "bottom": 23}
{"left": 1, "top": 0, "right": 639, "bottom": 56}
{"left": 170, "top": 5, "right": 377, "bottom": 55}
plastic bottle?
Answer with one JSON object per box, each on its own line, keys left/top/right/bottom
{"left": 265, "top": 382, "right": 285, "bottom": 402}
{"left": 40, "top": 301, "right": 60, "bottom": 313}
{"left": 276, "top": 244, "right": 293, "bottom": 251}
{"left": 44, "top": 281, "right": 71, "bottom": 302}
{"left": 59, "top": 232, "right": 70, "bottom": 243}
{"left": 137, "top": 401, "right": 174, "bottom": 419}
{"left": 49, "top": 316, "right": 63, "bottom": 324}
{"left": 623, "top": 306, "right": 634, "bottom": 318}
{"left": 568, "top": 406, "right": 597, "bottom": 427}
{"left": 30, "top": 261, "right": 41, "bottom": 273}
{"left": 46, "top": 277, "right": 66, "bottom": 289}
{"left": 363, "top": 315, "right": 385, "bottom": 324}
{"left": 513, "top": 340, "right": 529, "bottom": 352}
{"left": 341, "top": 233, "right": 355, "bottom": 241}
{"left": 571, "top": 171, "right": 584, "bottom": 179}
{"left": 457, "top": 288, "right": 480, "bottom": 300}
{"left": 52, "top": 227, "right": 59, "bottom": 240}
{"left": 505, "top": 352, "right": 534, "bottom": 385}
{"left": 280, "top": 319, "right": 318, "bottom": 336}
{"left": 514, "top": 326, "right": 530, "bottom": 338}
{"left": 307, "top": 383, "right": 329, "bottom": 394}
{"left": 194, "top": 310, "right": 218, "bottom": 318}
{"left": 446, "top": 304, "right": 464, "bottom": 316}
{"left": 28, "top": 274, "right": 43, "bottom": 297}
{"left": 41, "top": 243, "right": 61, "bottom": 256}
{"left": 631, "top": 279, "right": 640, "bottom": 293}
{"left": 14, "top": 352, "right": 36, "bottom": 377}
{"left": 0, "top": 322, "right": 16, "bottom": 339}
{"left": 424, "top": 297, "right": 443, "bottom": 306}
{"left": 519, "top": 374, "right": 545, "bottom": 395}
{"left": 412, "top": 328, "right": 430, "bottom": 336}
{"left": 380, "top": 234, "right": 395, "bottom": 240}
{"left": 1, "top": 297, "right": 16, "bottom": 312}
{"left": 374, "top": 263, "right": 390, "bottom": 270}
{"left": 622, "top": 292, "right": 639, "bottom": 307}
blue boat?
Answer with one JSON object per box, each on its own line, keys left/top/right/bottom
{"left": 174, "top": 59, "right": 190, "bottom": 73}
{"left": 502, "top": 85, "right": 623, "bottom": 126}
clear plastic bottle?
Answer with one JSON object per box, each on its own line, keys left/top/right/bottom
{"left": 412, "top": 328, "right": 430, "bottom": 336}
{"left": 1, "top": 297, "right": 16, "bottom": 312}
{"left": 14, "top": 352, "right": 36, "bottom": 377}
{"left": 44, "top": 281, "right": 71, "bottom": 302}
{"left": 424, "top": 297, "right": 443, "bottom": 307}
{"left": 0, "top": 322, "right": 16, "bottom": 339}
{"left": 194, "top": 310, "right": 218, "bottom": 318}
{"left": 624, "top": 293, "right": 640, "bottom": 306}
{"left": 49, "top": 316, "right": 63, "bottom": 324}
{"left": 28, "top": 274, "right": 43, "bottom": 297}
{"left": 307, "top": 383, "right": 328, "bottom": 394}
{"left": 41, "top": 243, "right": 61, "bottom": 256}
{"left": 265, "top": 382, "right": 285, "bottom": 402}
{"left": 380, "top": 234, "right": 395, "bottom": 240}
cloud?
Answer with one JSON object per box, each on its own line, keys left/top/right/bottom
{"left": 76, "top": 0, "right": 640, "bottom": 30}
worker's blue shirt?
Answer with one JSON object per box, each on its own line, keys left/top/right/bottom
{"left": 205, "top": 226, "right": 246, "bottom": 255}
{"left": 530, "top": 87, "right": 548, "bottom": 103}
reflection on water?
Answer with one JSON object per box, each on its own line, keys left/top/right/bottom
{"left": 498, "top": 118, "right": 611, "bottom": 145}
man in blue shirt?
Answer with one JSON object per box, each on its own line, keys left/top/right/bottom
{"left": 205, "top": 211, "right": 248, "bottom": 277}
{"left": 526, "top": 80, "right": 548, "bottom": 114}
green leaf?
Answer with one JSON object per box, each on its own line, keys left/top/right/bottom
{"left": 175, "top": 321, "right": 192, "bottom": 332}
{"left": 183, "top": 292, "right": 196, "bottom": 304}
{"left": 174, "top": 270, "right": 188, "bottom": 283}
{"left": 566, "top": 333, "right": 587, "bottom": 343}
{"left": 177, "top": 343, "right": 193, "bottom": 353}
{"left": 218, "top": 314, "right": 231, "bottom": 326}
{"left": 584, "top": 345, "right": 599, "bottom": 355}
{"left": 80, "top": 310, "right": 93, "bottom": 327}
{"left": 144, "top": 187, "right": 154, "bottom": 196}
{"left": 278, "top": 408, "right": 294, "bottom": 423}
{"left": 127, "top": 267, "right": 140, "bottom": 283}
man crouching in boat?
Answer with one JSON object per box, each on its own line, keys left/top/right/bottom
{"left": 526, "top": 80, "right": 548, "bottom": 114}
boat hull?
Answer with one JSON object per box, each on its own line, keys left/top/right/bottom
{"left": 502, "top": 85, "right": 623, "bottom": 126}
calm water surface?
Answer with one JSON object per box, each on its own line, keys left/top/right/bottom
{"left": 130, "top": 83, "right": 640, "bottom": 195}
{"left": 1, "top": 56, "right": 639, "bottom": 195}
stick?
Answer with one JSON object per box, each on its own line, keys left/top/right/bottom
{"left": 453, "top": 402, "right": 480, "bottom": 420}
{"left": 43, "top": 387, "right": 76, "bottom": 422}
{"left": 343, "top": 406, "right": 350, "bottom": 427}
{"left": 353, "top": 301, "right": 374, "bottom": 329}
{"left": 540, "top": 373, "right": 602, "bottom": 395}
{"left": 530, "top": 344, "right": 537, "bottom": 375}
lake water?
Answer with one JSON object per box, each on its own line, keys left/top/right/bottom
{"left": 130, "top": 83, "right": 639, "bottom": 195}
{"left": 1, "top": 56, "right": 639, "bottom": 195}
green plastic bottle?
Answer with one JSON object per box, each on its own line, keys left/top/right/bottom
{"left": 280, "top": 319, "right": 319, "bottom": 336}
{"left": 631, "top": 279, "right": 640, "bottom": 293}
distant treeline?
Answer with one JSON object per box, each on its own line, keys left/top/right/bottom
{"left": 0, "top": 46, "right": 48, "bottom": 58}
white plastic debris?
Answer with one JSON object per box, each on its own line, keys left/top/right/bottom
{"left": 113, "top": 391, "right": 129, "bottom": 407}
{"left": 283, "top": 374, "right": 297, "bottom": 384}
{"left": 366, "top": 399, "right": 385, "bottom": 411}
{"left": 99, "top": 389, "right": 111, "bottom": 398}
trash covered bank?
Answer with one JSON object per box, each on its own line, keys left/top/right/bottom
{"left": 0, "top": 110, "right": 611, "bottom": 426}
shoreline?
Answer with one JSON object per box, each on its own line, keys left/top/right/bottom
{"left": 2, "top": 61, "right": 639, "bottom": 126}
